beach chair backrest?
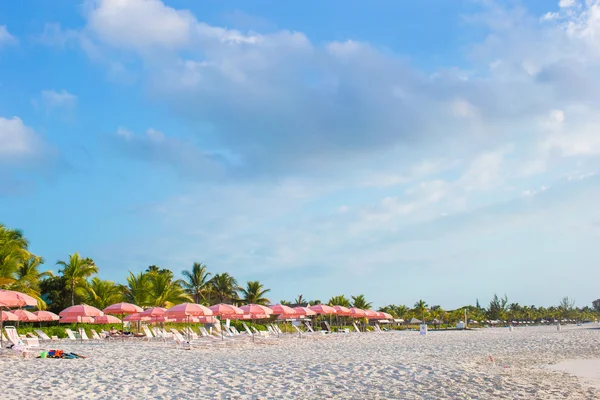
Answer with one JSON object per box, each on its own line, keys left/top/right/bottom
{"left": 35, "top": 329, "right": 51, "bottom": 340}
{"left": 90, "top": 329, "right": 102, "bottom": 340}
{"left": 275, "top": 325, "right": 283, "bottom": 334}
{"left": 242, "top": 323, "right": 253, "bottom": 336}
{"left": 305, "top": 322, "right": 315, "bottom": 333}
{"left": 199, "top": 327, "right": 209, "bottom": 337}
{"left": 143, "top": 327, "right": 154, "bottom": 338}
{"left": 1, "top": 330, "right": 8, "bottom": 343}
{"left": 293, "top": 325, "right": 304, "bottom": 335}
{"left": 231, "top": 326, "right": 240, "bottom": 335}
{"left": 5, "top": 326, "right": 24, "bottom": 346}
{"left": 79, "top": 328, "right": 89, "bottom": 340}
{"left": 353, "top": 322, "right": 361, "bottom": 333}
{"left": 65, "top": 329, "right": 77, "bottom": 340}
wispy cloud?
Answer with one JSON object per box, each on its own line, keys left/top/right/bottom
{"left": 40, "top": 89, "right": 78, "bottom": 110}
{"left": 0, "top": 25, "right": 17, "bottom": 47}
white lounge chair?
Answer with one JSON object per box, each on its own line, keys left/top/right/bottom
{"left": 90, "top": 329, "right": 103, "bottom": 340}
{"left": 142, "top": 327, "right": 155, "bottom": 341}
{"left": 5, "top": 326, "right": 40, "bottom": 353}
{"left": 34, "top": 330, "right": 54, "bottom": 341}
{"left": 79, "top": 328, "right": 90, "bottom": 341}
{"left": 65, "top": 328, "right": 77, "bottom": 341}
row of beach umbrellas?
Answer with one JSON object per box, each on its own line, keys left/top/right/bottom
{"left": 0, "top": 289, "right": 393, "bottom": 333}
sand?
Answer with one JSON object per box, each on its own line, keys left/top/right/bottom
{"left": 2, "top": 325, "right": 600, "bottom": 399}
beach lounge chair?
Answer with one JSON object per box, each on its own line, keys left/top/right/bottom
{"left": 79, "top": 328, "right": 90, "bottom": 341}
{"left": 141, "top": 327, "right": 155, "bottom": 341}
{"left": 5, "top": 326, "right": 40, "bottom": 353}
{"left": 352, "top": 322, "right": 361, "bottom": 333}
{"left": 1, "top": 330, "right": 8, "bottom": 344}
{"left": 34, "top": 330, "right": 54, "bottom": 342}
{"left": 90, "top": 329, "right": 103, "bottom": 340}
{"left": 242, "top": 323, "right": 254, "bottom": 337}
{"left": 65, "top": 328, "right": 77, "bottom": 341}
{"left": 292, "top": 325, "right": 306, "bottom": 338}
{"left": 169, "top": 328, "right": 188, "bottom": 346}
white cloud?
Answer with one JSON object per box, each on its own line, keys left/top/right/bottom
{"left": 84, "top": 0, "right": 195, "bottom": 50}
{"left": 0, "top": 117, "right": 45, "bottom": 161}
{"left": 0, "top": 25, "right": 17, "bottom": 46}
{"left": 37, "top": 23, "right": 78, "bottom": 48}
{"left": 559, "top": 0, "right": 576, "bottom": 8}
{"left": 40, "top": 90, "right": 77, "bottom": 110}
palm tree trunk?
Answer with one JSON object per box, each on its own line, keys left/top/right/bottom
{"left": 71, "top": 280, "right": 75, "bottom": 306}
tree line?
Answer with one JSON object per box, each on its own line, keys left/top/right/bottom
{"left": 2, "top": 223, "right": 600, "bottom": 322}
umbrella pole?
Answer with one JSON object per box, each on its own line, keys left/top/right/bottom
{"left": 1, "top": 308, "right": 3, "bottom": 348}
{"left": 221, "top": 317, "right": 224, "bottom": 341}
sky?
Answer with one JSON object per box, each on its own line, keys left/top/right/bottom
{"left": 1, "top": 0, "right": 600, "bottom": 309}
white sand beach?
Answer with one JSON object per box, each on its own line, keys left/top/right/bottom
{"left": 2, "top": 325, "right": 599, "bottom": 399}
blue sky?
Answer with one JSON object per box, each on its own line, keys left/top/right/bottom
{"left": 1, "top": 0, "right": 599, "bottom": 309}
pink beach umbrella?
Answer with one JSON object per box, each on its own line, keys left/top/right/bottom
{"left": 0, "top": 311, "right": 18, "bottom": 321}
{"left": 34, "top": 310, "right": 60, "bottom": 321}
{"left": 123, "top": 313, "right": 150, "bottom": 322}
{"left": 270, "top": 304, "right": 296, "bottom": 315}
{"left": 364, "top": 310, "right": 379, "bottom": 319}
{"left": 59, "top": 315, "right": 94, "bottom": 323}
{"left": 230, "top": 313, "right": 267, "bottom": 320}
{"left": 309, "top": 304, "right": 337, "bottom": 315}
{"left": 93, "top": 315, "right": 122, "bottom": 324}
{"left": 140, "top": 307, "right": 166, "bottom": 317}
{"left": 59, "top": 304, "right": 103, "bottom": 318}
{"left": 103, "top": 302, "right": 143, "bottom": 315}
{"left": 209, "top": 303, "right": 244, "bottom": 316}
{"left": 293, "top": 306, "right": 316, "bottom": 316}
{"left": 348, "top": 308, "right": 366, "bottom": 318}
{"left": 380, "top": 312, "right": 393, "bottom": 320}
{"left": 12, "top": 309, "right": 39, "bottom": 322}
{"left": 240, "top": 304, "right": 273, "bottom": 317}
{"left": 0, "top": 290, "right": 38, "bottom": 307}
{"left": 139, "top": 307, "right": 167, "bottom": 324}
{"left": 165, "top": 303, "right": 213, "bottom": 317}
{"left": 333, "top": 306, "right": 351, "bottom": 316}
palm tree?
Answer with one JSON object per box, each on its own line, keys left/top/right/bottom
{"left": 414, "top": 299, "right": 428, "bottom": 320}
{"left": 294, "top": 294, "right": 307, "bottom": 307}
{"left": 147, "top": 273, "right": 190, "bottom": 307}
{"left": 75, "top": 277, "right": 124, "bottom": 309}
{"left": 209, "top": 273, "right": 240, "bottom": 304}
{"left": 351, "top": 294, "right": 372, "bottom": 309}
{"left": 123, "top": 271, "right": 152, "bottom": 307}
{"left": 0, "top": 224, "right": 31, "bottom": 287}
{"left": 181, "top": 262, "right": 211, "bottom": 304}
{"left": 57, "top": 253, "right": 98, "bottom": 306}
{"left": 239, "top": 281, "right": 270, "bottom": 305}
{"left": 11, "top": 256, "right": 52, "bottom": 309}
{"left": 328, "top": 295, "right": 350, "bottom": 307}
